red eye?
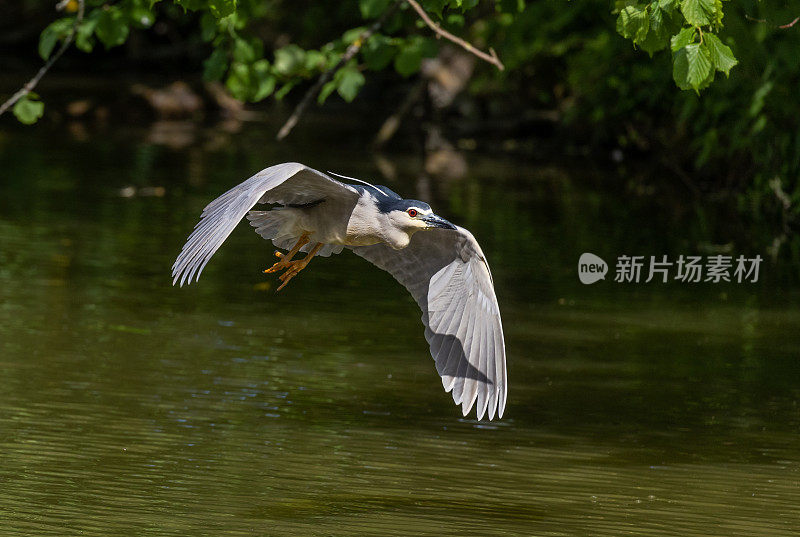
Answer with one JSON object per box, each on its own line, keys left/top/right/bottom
{"left": 407, "top": 209, "right": 418, "bottom": 217}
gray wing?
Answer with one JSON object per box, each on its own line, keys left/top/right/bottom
{"left": 172, "top": 162, "right": 358, "bottom": 286}
{"left": 350, "top": 227, "right": 507, "bottom": 420}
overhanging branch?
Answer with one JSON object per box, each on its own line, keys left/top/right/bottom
{"left": 405, "top": 0, "right": 504, "bottom": 71}
{"left": 0, "top": 0, "right": 86, "bottom": 118}
{"left": 276, "top": 4, "right": 399, "bottom": 141}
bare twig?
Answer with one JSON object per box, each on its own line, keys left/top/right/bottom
{"left": 745, "top": 14, "right": 768, "bottom": 24}
{"left": 276, "top": 3, "right": 399, "bottom": 141}
{"left": 0, "top": 0, "right": 85, "bottom": 118}
{"left": 746, "top": 13, "right": 799, "bottom": 29}
{"left": 404, "top": 0, "right": 504, "bottom": 71}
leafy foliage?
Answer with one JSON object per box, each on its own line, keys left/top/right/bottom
{"left": 96, "top": 6, "right": 130, "bottom": 48}
{"left": 394, "top": 35, "right": 438, "bottom": 77}
{"left": 22, "top": 0, "right": 751, "bottom": 129}
{"left": 21, "top": 0, "right": 748, "bottom": 125}
{"left": 38, "top": 18, "right": 73, "bottom": 60}
{"left": 614, "top": 0, "right": 737, "bottom": 92}
{"left": 12, "top": 94, "right": 45, "bottom": 125}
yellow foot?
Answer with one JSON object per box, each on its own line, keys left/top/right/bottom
{"left": 263, "top": 251, "right": 291, "bottom": 274}
{"left": 275, "top": 261, "right": 306, "bottom": 291}
{"left": 262, "top": 233, "right": 310, "bottom": 274}
{"left": 275, "top": 243, "right": 324, "bottom": 291}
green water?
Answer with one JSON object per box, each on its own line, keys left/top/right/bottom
{"left": 1, "top": 121, "right": 799, "bottom": 535}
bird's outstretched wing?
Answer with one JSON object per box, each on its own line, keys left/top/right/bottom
{"left": 172, "top": 162, "right": 358, "bottom": 286}
{"left": 350, "top": 227, "right": 507, "bottom": 420}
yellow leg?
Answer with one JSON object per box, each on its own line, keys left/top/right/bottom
{"left": 276, "top": 242, "right": 324, "bottom": 291}
{"left": 263, "top": 233, "right": 310, "bottom": 274}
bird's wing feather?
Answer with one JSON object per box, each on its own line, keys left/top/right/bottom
{"left": 172, "top": 162, "right": 358, "bottom": 286}
{"left": 349, "top": 226, "right": 507, "bottom": 420}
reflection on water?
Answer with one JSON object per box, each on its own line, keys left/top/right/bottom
{"left": 0, "top": 121, "right": 799, "bottom": 535}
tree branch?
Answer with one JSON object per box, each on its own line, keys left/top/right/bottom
{"left": 0, "top": 0, "right": 85, "bottom": 118}
{"left": 276, "top": 4, "right": 399, "bottom": 141}
{"left": 745, "top": 13, "right": 799, "bottom": 29}
{"left": 404, "top": 0, "right": 504, "bottom": 71}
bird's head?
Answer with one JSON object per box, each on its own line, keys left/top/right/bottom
{"left": 387, "top": 199, "right": 456, "bottom": 234}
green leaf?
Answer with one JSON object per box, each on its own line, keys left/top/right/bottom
{"left": 684, "top": 43, "right": 713, "bottom": 88}
{"left": 639, "top": 6, "right": 670, "bottom": 55}
{"left": 304, "top": 50, "right": 326, "bottom": 71}
{"left": 421, "top": 0, "right": 447, "bottom": 17}
{"left": 703, "top": 33, "right": 737, "bottom": 76}
{"left": 75, "top": 13, "right": 100, "bottom": 52}
{"left": 670, "top": 26, "right": 696, "bottom": 52}
{"left": 748, "top": 81, "right": 773, "bottom": 118}
{"left": 274, "top": 80, "right": 298, "bottom": 100}
{"left": 126, "top": 2, "right": 155, "bottom": 28}
{"left": 232, "top": 36, "right": 262, "bottom": 63}
{"left": 200, "top": 13, "right": 217, "bottom": 42}
{"left": 317, "top": 79, "right": 338, "bottom": 104}
{"left": 394, "top": 36, "right": 437, "bottom": 77}
{"left": 39, "top": 29, "right": 60, "bottom": 61}
{"left": 226, "top": 62, "right": 252, "bottom": 100}
{"left": 95, "top": 7, "right": 129, "bottom": 48}
{"left": 203, "top": 48, "right": 228, "bottom": 81}
{"left": 39, "top": 18, "right": 74, "bottom": 60}
{"left": 616, "top": 5, "right": 649, "bottom": 45}
{"left": 343, "top": 27, "right": 366, "bottom": 45}
{"left": 274, "top": 44, "right": 306, "bottom": 76}
{"left": 359, "top": 0, "right": 391, "bottom": 19}
{"left": 680, "top": 0, "right": 715, "bottom": 27}
{"left": 39, "top": 23, "right": 63, "bottom": 60}
{"left": 362, "top": 34, "right": 395, "bottom": 71}
{"left": 447, "top": 14, "right": 465, "bottom": 27}
{"left": 251, "top": 59, "right": 275, "bottom": 101}
{"left": 225, "top": 59, "right": 274, "bottom": 101}
{"left": 324, "top": 51, "right": 343, "bottom": 70}
{"left": 335, "top": 64, "right": 365, "bottom": 102}
{"left": 208, "top": 0, "right": 236, "bottom": 19}
{"left": 394, "top": 47, "right": 421, "bottom": 77}
{"left": 13, "top": 95, "right": 45, "bottom": 125}
{"left": 658, "top": 0, "right": 679, "bottom": 13}
{"left": 750, "top": 114, "right": 767, "bottom": 135}
{"left": 673, "top": 42, "right": 713, "bottom": 91}
{"left": 712, "top": 0, "right": 723, "bottom": 28}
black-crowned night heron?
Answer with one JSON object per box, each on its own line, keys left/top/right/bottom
{"left": 172, "top": 162, "right": 506, "bottom": 420}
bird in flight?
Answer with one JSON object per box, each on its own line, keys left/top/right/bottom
{"left": 172, "top": 162, "right": 506, "bottom": 420}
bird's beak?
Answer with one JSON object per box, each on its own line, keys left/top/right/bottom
{"left": 422, "top": 214, "right": 456, "bottom": 230}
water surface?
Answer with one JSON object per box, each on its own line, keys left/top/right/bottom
{"left": 0, "top": 121, "right": 798, "bottom": 535}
